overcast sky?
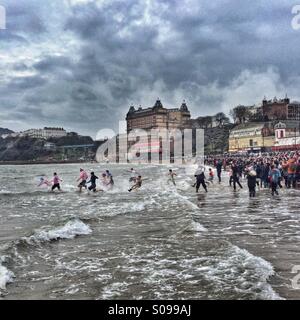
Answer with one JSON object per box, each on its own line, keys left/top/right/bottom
{"left": 0, "top": 0, "right": 300, "bottom": 137}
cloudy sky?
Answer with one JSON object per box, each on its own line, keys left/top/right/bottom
{"left": 0, "top": 0, "right": 300, "bottom": 137}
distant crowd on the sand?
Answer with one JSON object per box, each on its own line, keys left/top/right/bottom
{"left": 37, "top": 151, "right": 300, "bottom": 197}
{"left": 204, "top": 151, "right": 300, "bottom": 197}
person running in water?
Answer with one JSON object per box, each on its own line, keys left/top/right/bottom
{"left": 87, "top": 172, "right": 98, "bottom": 193}
{"left": 128, "top": 176, "right": 143, "bottom": 192}
{"left": 193, "top": 170, "right": 208, "bottom": 193}
{"left": 99, "top": 173, "right": 109, "bottom": 191}
{"left": 231, "top": 163, "right": 243, "bottom": 191}
{"left": 247, "top": 170, "right": 257, "bottom": 197}
{"left": 269, "top": 165, "right": 281, "bottom": 196}
{"left": 105, "top": 170, "right": 114, "bottom": 186}
{"left": 167, "top": 169, "right": 177, "bottom": 186}
{"left": 208, "top": 168, "right": 214, "bottom": 184}
{"left": 77, "top": 168, "right": 88, "bottom": 193}
{"left": 216, "top": 159, "right": 223, "bottom": 183}
{"left": 128, "top": 168, "right": 139, "bottom": 183}
{"left": 51, "top": 172, "right": 62, "bottom": 192}
{"left": 38, "top": 176, "right": 51, "bottom": 188}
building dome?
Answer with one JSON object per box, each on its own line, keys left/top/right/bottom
{"left": 274, "top": 122, "right": 286, "bottom": 129}
{"left": 153, "top": 99, "right": 163, "bottom": 109}
{"left": 128, "top": 105, "right": 135, "bottom": 113}
{"left": 180, "top": 100, "right": 189, "bottom": 112}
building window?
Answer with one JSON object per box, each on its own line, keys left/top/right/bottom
{"left": 249, "top": 139, "right": 253, "bottom": 147}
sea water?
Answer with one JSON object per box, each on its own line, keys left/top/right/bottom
{"left": 0, "top": 163, "right": 299, "bottom": 299}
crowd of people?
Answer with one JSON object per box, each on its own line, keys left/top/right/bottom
{"left": 204, "top": 151, "right": 300, "bottom": 197}
{"left": 36, "top": 151, "right": 300, "bottom": 197}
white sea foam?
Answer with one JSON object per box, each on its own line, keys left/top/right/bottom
{"left": 229, "top": 246, "right": 282, "bottom": 300}
{"left": 190, "top": 220, "right": 208, "bottom": 232}
{"left": 98, "top": 201, "right": 147, "bottom": 217}
{"left": 192, "top": 245, "right": 283, "bottom": 300}
{"left": 0, "top": 256, "right": 15, "bottom": 290}
{"left": 24, "top": 219, "right": 92, "bottom": 244}
{"left": 0, "top": 190, "right": 13, "bottom": 194}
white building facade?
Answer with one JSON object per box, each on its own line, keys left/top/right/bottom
{"left": 21, "top": 127, "right": 67, "bottom": 139}
{"left": 273, "top": 122, "right": 300, "bottom": 151}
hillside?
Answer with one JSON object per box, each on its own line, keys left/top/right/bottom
{"left": 0, "top": 128, "right": 14, "bottom": 135}
{"left": 0, "top": 134, "right": 96, "bottom": 162}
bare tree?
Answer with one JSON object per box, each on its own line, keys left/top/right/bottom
{"left": 215, "top": 112, "right": 229, "bottom": 127}
{"left": 230, "top": 105, "right": 251, "bottom": 124}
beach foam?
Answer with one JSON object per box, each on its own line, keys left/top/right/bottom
{"left": 23, "top": 219, "right": 92, "bottom": 244}
{"left": 0, "top": 256, "right": 15, "bottom": 290}
{"left": 192, "top": 245, "right": 283, "bottom": 300}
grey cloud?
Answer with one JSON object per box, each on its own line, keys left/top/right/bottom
{"left": 6, "top": 75, "right": 48, "bottom": 91}
{"left": 0, "top": 0, "right": 300, "bottom": 136}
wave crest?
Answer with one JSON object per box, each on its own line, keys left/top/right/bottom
{"left": 23, "top": 219, "right": 92, "bottom": 244}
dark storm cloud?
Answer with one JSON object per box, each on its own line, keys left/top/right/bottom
{"left": 0, "top": 0, "right": 300, "bottom": 136}
{"left": 71, "top": 86, "right": 97, "bottom": 102}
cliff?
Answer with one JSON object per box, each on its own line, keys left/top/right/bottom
{"left": 0, "top": 134, "right": 96, "bottom": 162}
{"left": 0, "top": 136, "right": 50, "bottom": 161}
{"left": 0, "top": 128, "right": 14, "bottom": 136}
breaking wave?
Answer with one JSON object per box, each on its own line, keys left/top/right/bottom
{"left": 192, "top": 245, "right": 283, "bottom": 300}
{"left": 23, "top": 219, "right": 92, "bottom": 244}
{"left": 0, "top": 256, "right": 15, "bottom": 291}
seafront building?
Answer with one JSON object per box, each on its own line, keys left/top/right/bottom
{"left": 126, "top": 99, "right": 191, "bottom": 132}
{"left": 20, "top": 127, "right": 67, "bottom": 139}
{"left": 229, "top": 96, "right": 300, "bottom": 153}
{"left": 123, "top": 99, "right": 193, "bottom": 161}
{"left": 273, "top": 121, "right": 300, "bottom": 151}
{"left": 229, "top": 122, "right": 275, "bottom": 152}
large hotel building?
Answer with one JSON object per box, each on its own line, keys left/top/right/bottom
{"left": 126, "top": 99, "right": 191, "bottom": 132}
{"left": 123, "top": 99, "right": 195, "bottom": 162}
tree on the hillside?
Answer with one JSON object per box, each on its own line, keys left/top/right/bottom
{"left": 248, "top": 109, "right": 264, "bottom": 122}
{"left": 230, "top": 105, "right": 251, "bottom": 124}
{"left": 196, "top": 116, "right": 213, "bottom": 129}
{"left": 215, "top": 112, "right": 230, "bottom": 127}
{"left": 202, "top": 116, "right": 213, "bottom": 128}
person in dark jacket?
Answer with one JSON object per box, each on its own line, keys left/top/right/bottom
{"left": 193, "top": 171, "right": 208, "bottom": 193}
{"left": 261, "top": 163, "right": 270, "bottom": 188}
{"left": 87, "top": 172, "right": 98, "bottom": 192}
{"left": 255, "top": 162, "right": 263, "bottom": 187}
{"left": 231, "top": 164, "right": 243, "bottom": 191}
{"left": 216, "top": 160, "right": 223, "bottom": 183}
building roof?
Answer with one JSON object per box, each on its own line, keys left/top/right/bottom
{"left": 127, "top": 99, "right": 190, "bottom": 118}
{"left": 231, "top": 122, "right": 265, "bottom": 131}
{"left": 274, "top": 120, "right": 300, "bottom": 129}
{"left": 153, "top": 99, "right": 163, "bottom": 109}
